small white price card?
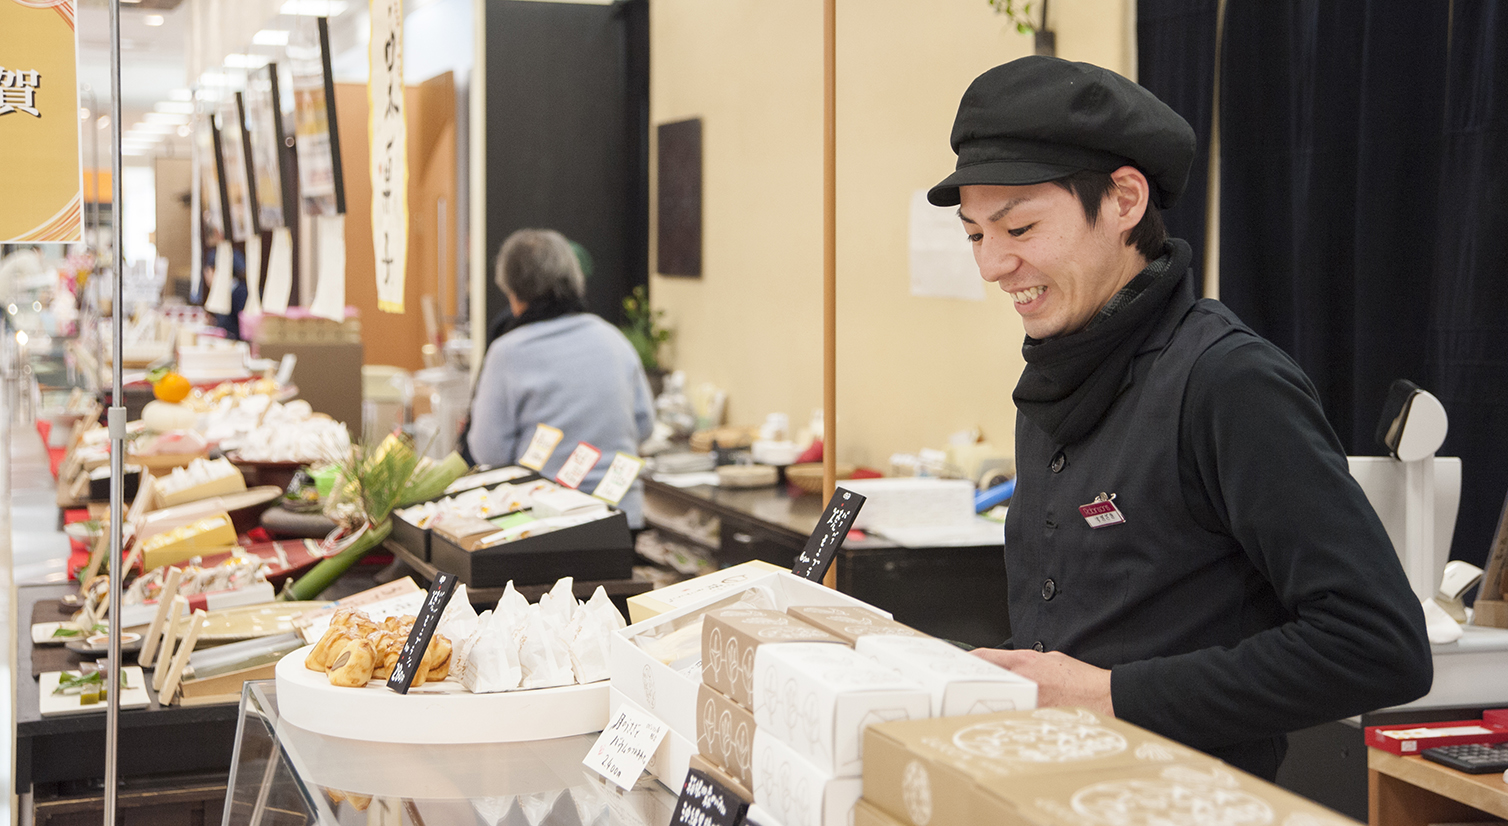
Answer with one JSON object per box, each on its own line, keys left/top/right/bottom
{"left": 555, "top": 442, "right": 603, "bottom": 489}
{"left": 591, "top": 452, "right": 646, "bottom": 505}
{"left": 518, "top": 424, "right": 564, "bottom": 471}
{"left": 583, "top": 703, "right": 669, "bottom": 791}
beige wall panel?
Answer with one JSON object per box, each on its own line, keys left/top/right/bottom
{"left": 653, "top": 0, "right": 1140, "bottom": 467}
{"left": 155, "top": 157, "right": 194, "bottom": 293}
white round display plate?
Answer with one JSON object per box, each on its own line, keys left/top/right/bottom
{"left": 275, "top": 645, "right": 609, "bottom": 744}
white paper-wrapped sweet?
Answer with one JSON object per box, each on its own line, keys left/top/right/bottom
{"left": 156, "top": 456, "right": 238, "bottom": 495}
{"left": 565, "top": 586, "right": 627, "bottom": 684}
{"left": 456, "top": 577, "right": 623, "bottom": 693}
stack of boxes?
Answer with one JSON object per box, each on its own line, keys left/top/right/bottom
{"left": 609, "top": 569, "right": 1038, "bottom": 826}
{"left": 858, "top": 708, "right": 1361, "bottom": 825}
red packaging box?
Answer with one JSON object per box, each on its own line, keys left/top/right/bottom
{"left": 1365, "top": 719, "right": 1508, "bottom": 755}
{"left": 1483, "top": 708, "right": 1508, "bottom": 729}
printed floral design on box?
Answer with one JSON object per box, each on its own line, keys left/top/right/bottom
{"left": 901, "top": 760, "right": 933, "bottom": 826}
{"left": 951, "top": 710, "right": 1127, "bottom": 763}
{"left": 1058, "top": 766, "right": 1274, "bottom": 826}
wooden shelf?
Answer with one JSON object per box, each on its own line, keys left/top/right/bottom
{"left": 1368, "top": 747, "right": 1508, "bottom": 825}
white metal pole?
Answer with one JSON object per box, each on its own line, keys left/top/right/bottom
{"left": 104, "top": 0, "right": 126, "bottom": 820}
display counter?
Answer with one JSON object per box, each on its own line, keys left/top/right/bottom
{"left": 224, "top": 680, "right": 677, "bottom": 826}
{"left": 642, "top": 478, "right": 1011, "bottom": 647}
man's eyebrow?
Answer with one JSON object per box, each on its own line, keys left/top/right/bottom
{"left": 957, "top": 197, "right": 1030, "bottom": 225}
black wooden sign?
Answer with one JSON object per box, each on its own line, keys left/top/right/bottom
{"left": 385, "top": 571, "right": 458, "bottom": 694}
{"left": 792, "top": 488, "right": 866, "bottom": 582}
{"left": 670, "top": 768, "right": 747, "bottom": 826}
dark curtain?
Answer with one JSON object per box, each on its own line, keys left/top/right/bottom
{"left": 1219, "top": 0, "right": 1508, "bottom": 568}
{"left": 1136, "top": 0, "right": 1219, "bottom": 292}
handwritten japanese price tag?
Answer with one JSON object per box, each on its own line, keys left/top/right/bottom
{"left": 583, "top": 703, "right": 669, "bottom": 791}
{"left": 591, "top": 452, "right": 646, "bottom": 505}
{"left": 792, "top": 488, "right": 866, "bottom": 581}
{"left": 518, "top": 424, "right": 564, "bottom": 471}
{"left": 385, "top": 572, "right": 457, "bottom": 694}
{"left": 555, "top": 442, "right": 603, "bottom": 489}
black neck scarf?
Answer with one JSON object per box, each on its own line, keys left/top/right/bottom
{"left": 1012, "top": 238, "right": 1193, "bottom": 446}
{"left": 501, "top": 293, "right": 586, "bottom": 336}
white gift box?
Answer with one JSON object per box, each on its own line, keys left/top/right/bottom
{"left": 752, "top": 729, "right": 862, "bottom": 826}
{"left": 855, "top": 635, "right": 1037, "bottom": 717}
{"left": 610, "top": 571, "right": 893, "bottom": 740}
{"left": 752, "top": 642, "right": 930, "bottom": 777}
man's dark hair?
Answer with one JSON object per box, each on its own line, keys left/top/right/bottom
{"left": 1051, "top": 170, "right": 1167, "bottom": 260}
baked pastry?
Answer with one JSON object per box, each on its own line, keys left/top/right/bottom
{"left": 326, "top": 639, "right": 376, "bottom": 687}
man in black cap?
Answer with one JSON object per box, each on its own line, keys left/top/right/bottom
{"left": 943, "top": 57, "right": 1432, "bottom": 780}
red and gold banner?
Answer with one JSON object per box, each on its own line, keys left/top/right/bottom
{"left": 0, "top": 0, "right": 82, "bottom": 243}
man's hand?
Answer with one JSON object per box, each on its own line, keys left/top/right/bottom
{"left": 972, "top": 648, "right": 1115, "bottom": 717}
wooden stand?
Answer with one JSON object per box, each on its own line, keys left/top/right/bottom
{"left": 1368, "top": 748, "right": 1508, "bottom": 825}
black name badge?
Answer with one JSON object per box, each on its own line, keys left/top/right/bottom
{"left": 792, "top": 488, "right": 866, "bottom": 582}
{"left": 670, "top": 768, "right": 747, "bottom": 826}
{"left": 385, "top": 571, "right": 458, "bottom": 694}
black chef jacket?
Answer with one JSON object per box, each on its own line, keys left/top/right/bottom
{"left": 1004, "top": 254, "right": 1432, "bottom": 780}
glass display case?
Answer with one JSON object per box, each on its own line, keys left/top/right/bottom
{"left": 223, "top": 680, "right": 679, "bottom": 826}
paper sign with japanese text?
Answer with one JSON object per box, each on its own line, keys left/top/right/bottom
{"left": 0, "top": 0, "right": 83, "bottom": 243}
{"left": 369, "top": 0, "right": 408, "bottom": 313}
{"left": 591, "top": 452, "right": 645, "bottom": 505}
{"left": 670, "top": 768, "right": 747, "bottom": 826}
{"left": 518, "top": 424, "right": 564, "bottom": 471}
{"left": 583, "top": 702, "right": 669, "bottom": 791}
{"left": 555, "top": 442, "right": 603, "bottom": 490}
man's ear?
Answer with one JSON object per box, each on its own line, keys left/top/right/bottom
{"left": 1107, "top": 166, "right": 1151, "bottom": 235}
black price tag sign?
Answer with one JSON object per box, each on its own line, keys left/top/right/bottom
{"left": 670, "top": 768, "right": 747, "bottom": 826}
{"left": 385, "top": 571, "right": 458, "bottom": 694}
{"left": 792, "top": 488, "right": 865, "bottom": 582}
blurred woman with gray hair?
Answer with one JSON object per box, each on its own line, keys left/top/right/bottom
{"left": 467, "top": 228, "right": 655, "bottom": 526}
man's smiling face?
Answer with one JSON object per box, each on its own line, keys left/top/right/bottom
{"left": 959, "top": 171, "right": 1149, "bottom": 340}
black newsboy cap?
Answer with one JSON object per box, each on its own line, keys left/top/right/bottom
{"left": 928, "top": 56, "right": 1196, "bottom": 210}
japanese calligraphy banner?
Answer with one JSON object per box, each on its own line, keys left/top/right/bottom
{"left": 368, "top": 0, "right": 407, "bottom": 313}
{"left": 0, "top": 0, "right": 82, "bottom": 243}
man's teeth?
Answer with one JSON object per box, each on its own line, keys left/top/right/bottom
{"left": 1011, "top": 286, "right": 1046, "bottom": 304}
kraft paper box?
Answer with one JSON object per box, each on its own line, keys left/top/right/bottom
{"left": 696, "top": 683, "right": 757, "bottom": 790}
{"left": 702, "top": 608, "right": 844, "bottom": 708}
{"left": 980, "top": 761, "right": 1360, "bottom": 826}
{"left": 855, "top": 635, "right": 1037, "bottom": 717}
{"left": 786, "top": 605, "right": 930, "bottom": 646}
{"left": 628, "top": 560, "right": 786, "bottom": 624}
{"left": 752, "top": 642, "right": 930, "bottom": 778}
{"left": 853, "top": 799, "right": 906, "bottom": 826}
{"left": 612, "top": 571, "right": 891, "bottom": 741}
{"left": 862, "top": 708, "right": 1200, "bottom": 826}
{"left": 752, "top": 729, "right": 862, "bottom": 826}
{"left": 688, "top": 753, "right": 753, "bottom": 804}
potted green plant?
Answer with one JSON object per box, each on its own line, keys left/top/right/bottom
{"left": 620, "top": 285, "right": 672, "bottom": 395}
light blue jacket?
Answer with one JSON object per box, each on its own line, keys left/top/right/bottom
{"left": 467, "top": 313, "right": 655, "bottom": 527}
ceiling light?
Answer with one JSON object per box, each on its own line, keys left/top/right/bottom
{"left": 97, "top": 115, "right": 110, "bottom": 129}
{"left": 132, "top": 122, "right": 178, "bottom": 133}
{"left": 177, "top": 124, "right": 192, "bottom": 137}
{"left": 124, "top": 132, "right": 165, "bottom": 143}
{"left": 223, "top": 53, "right": 270, "bottom": 69}
{"left": 199, "top": 72, "right": 230, "bottom": 87}
{"left": 169, "top": 88, "right": 193, "bottom": 101}
{"left": 79, "top": 107, "right": 90, "bottom": 120}
{"left": 253, "top": 29, "right": 290, "bottom": 46}
{"left": 279, "top": 0, "right": 348, "bottom": 16}
{"left": 122, "top": 147, "right": 149, "bottom": 156}
{"left": 144, "top": 111, "right": 191, "bottom": 125}
{"left": 144, "top": 14, "right": 164, "bottom": 25}
{"left": 155, "top": 101, "right": 195, "bottom": 115}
